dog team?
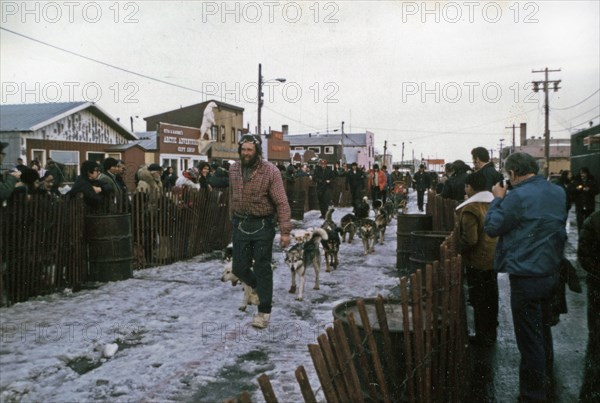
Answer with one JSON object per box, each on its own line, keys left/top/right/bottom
{"left": 221, "top": 196, "right": 396, "bottom": 309}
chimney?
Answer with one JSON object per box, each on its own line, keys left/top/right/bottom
{"left": 282, "top": 125, "right": 288, "bottom": 136}
{"left": 520, "top": 123, "right": 527, "bottom": 146}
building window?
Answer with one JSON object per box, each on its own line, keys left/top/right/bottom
{"left": 231, "top": 128, "right": 236, "bottom": 143}
{"left": 308, "top": 147, "right": 321, "bottom": 153}
{"left": 162, "top": 158, "right": 178, "bottom": 173}
{"left": 50, "top": 150, "right": 79, "bottom": 182}
{"left": 237, "top": 129, "right": 242, "bottom": 142}
{"left": 211, "top": 125, "right": 218, "bottom": 141}
{"left": 294, "top": 147, "right": 304, "bottom": 150}
{"left": 220, "top": 126, "right": 226, "bottom": 142}
{"left": 107, "top": 153, "right": 121, "bottom": 160}
{"left": 324, "top": 146, "right": 334, "bottom": 154}
{"left": 31, "top": 149, "right": 46, "bottom": 166}
{"left": 87, "top": 152, "right": 105, "bottom": 164}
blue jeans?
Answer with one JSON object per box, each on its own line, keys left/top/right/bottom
{"left": 232, "top": 216, "right": 276, "bottom": 314}
{"left": 510, "top": 272, "right": 559, "bottom": 402}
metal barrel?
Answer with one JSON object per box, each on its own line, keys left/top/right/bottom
{"left": 85, "top": 213, "right": 133, "bottom": 282}
{"left": 396, "top": 214, "right": 433, "bottom": 271}
{"left": 408, "top": 230, "right": 451, "bottom": 274}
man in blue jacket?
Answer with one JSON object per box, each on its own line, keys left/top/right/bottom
{"left": 484, "top": 152, "right": 566, "bottom": 403}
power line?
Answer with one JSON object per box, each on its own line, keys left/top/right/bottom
{"left": 1, "top": 27, "right": 220, "bottom": 99}
{"left": 262, "top": 105, "right": 323, "bottom": 130}
{"left": 552, "top": 89, "right": 600, "bottom": 110}
{"left": 552, "top": 114, "right": 600, "bottom": 133}
{"left": 552, "top": 105, "right": 600, "bottom": 131}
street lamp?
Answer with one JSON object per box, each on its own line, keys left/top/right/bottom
{"left": 257, "top": 63, "right": 286, "bottom": 137}
{"left": 499, "top": 138, "right": 505, "bottom": 170}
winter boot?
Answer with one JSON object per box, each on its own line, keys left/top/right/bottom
{"left": 251, "top": 312, "right": 271, "bottom": 329}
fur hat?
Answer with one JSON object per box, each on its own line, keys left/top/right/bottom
{"left": 0, "top": 142, "right": 8, "bottom": 153}
{"left": 148, "top": 163, "right": 162, "bottom": 172}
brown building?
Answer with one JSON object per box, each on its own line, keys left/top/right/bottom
{"left": 265, "top": 125, "right": 291, "bottom": 166}
{"left": 0, "top": 102, "right": 137, "bottom": 184}
{"left": 144, "top": 100, "right": 244, "bottom": 164}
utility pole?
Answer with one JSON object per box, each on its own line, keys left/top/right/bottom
{"left": 383, "top": 140, "right": 387, "bottom": 167}
{"left": 499, "top": 139, "right": 505, "bottom": 170}
{"left": 341, "top": 121, "right": 346, "bottom": 165}
{"left": 401, "top": 142, "right": 405, "bottom": 167}
{"left": 505, "top": 124, "right": 516, "bottom": 154}
{"left": 532, "top": 67, "right": 561, "bottom": 178}
{"left": 257, "top": 63, "right": 263, "bottom": 137}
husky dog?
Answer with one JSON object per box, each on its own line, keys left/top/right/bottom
{"left": 374, "top": 208, "right": 389, "bottom": 245}
{"left": 220, "top": 261, "right": 260, "bottom": 311}
{"left": 320, "top": 209, "right": 341, "bottom": 272}
{"left": 285, "top": 228, "right": 328, "bottom": 301}
{"left": 372, "top": 198, "right": 383, "bottom": 213}
{"left": 382, "top": 200, "right": 396, "bottom": 223}
{"left": 357, "top": 218, "right": 378, "bottom": 255}
{"left": 220, "top": 243, "right": 273, "bottom": 311}
{"left": 354, "top": 196, "right": 370, "bottom": 219}
{"left": 321, "top": 229, "right": 340, "bottom": 272}
{"left": 339, "top": 213, "right": 357, "bottom": 243}
{"left": 291, "top": 228, "right": 314, "bottom": 244}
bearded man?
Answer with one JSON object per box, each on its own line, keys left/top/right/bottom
{"left": 229, "top": 135, "right": 291, "bottom": 328}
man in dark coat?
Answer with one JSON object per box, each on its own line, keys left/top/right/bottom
{"left": 313, "top": 159, "right": 336, "bottom": 218}
{"left": 98, "top": 157, "right": 122, "bottom": 212}
{"left": 68, "top": 160, "right": 113, "bottom": 214}
{"left": 412, "top": 164, "right": 431, "bottom": 212}
{"left": 571, "top": 167, "right": 599, "bottom": 233}
{"left": 346, "top": 162, "right": 365, "bottom": 210}
{"left": 472, "top": 146, "right": 503, "bottom": 191}
{"left": 442, "top": 160, "right": 471, "bottom": 201}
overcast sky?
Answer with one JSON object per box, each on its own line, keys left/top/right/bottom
{"left": 1, "top": 0, "right": 599, "bottom": 163}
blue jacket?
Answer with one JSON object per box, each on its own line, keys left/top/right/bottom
{"left": 484, "top": 175, "right": 567, "bottom": 276}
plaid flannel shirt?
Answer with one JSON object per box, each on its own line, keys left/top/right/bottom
{"left": 229, "top": 158, "right": 292, "bottom": 236}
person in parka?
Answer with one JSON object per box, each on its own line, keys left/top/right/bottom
{"left": 134, "top": 164, "right": 165, "bottom": 262}
{"left": 456, "top": 170, "right": 498, "bottom": 345}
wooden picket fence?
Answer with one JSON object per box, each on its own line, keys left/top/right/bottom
{"left": 0, "top": 174, "right": 360, "bottom": 306}
{"left": 0, "top": 187, "right": 233, "bottom": 306}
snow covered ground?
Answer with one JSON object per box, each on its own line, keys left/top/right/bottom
{"left": 0, "top": 190, "right": 587, "bottom": 402}
{"left": 1, "top": 195, "right": 412, "bottom": 402}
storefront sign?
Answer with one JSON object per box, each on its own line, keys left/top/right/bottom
{"left": 158, "top": 123, "right": 201, "bottom": 154}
